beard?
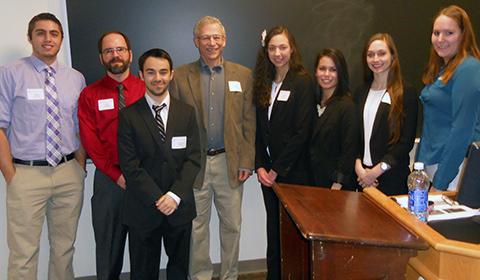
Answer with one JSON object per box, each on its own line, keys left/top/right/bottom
{"left": 103, "top": 57, "right": 130, "bottom": 74}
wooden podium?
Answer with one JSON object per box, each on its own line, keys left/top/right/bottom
{"left": 273, "top": 183, "right": 428, "bottom": 279}
{"left": 364, "top": 187, "right": 480, "bottom": 280}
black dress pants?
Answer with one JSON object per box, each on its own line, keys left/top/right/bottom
{"left": 128, "top": 220, "right": 191, "bottom": 280}
{"left": 92, "top": 169, "right": 128, "bottom": 280}
{"left": 261, "top": 185, "right": 281, "bottom": 280}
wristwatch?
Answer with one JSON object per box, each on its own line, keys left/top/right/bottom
{"left": 380, "top": 162, "right": 391, "bottom": 172}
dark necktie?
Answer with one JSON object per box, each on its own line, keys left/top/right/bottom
{"left": 152, "top": 104, "right": 167, "bottom": 142}
{"left": 117, "top": 84, "right": 126, "bottom": 110}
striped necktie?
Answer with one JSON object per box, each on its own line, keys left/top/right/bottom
{"left": 117, "top": 84, "right": 126, "bottom": 110}
{"left": 44, "top": 66, "right": 62, "bottom": 166}
{"left": 152, "top": 104, "right": 166, "bottom": 142}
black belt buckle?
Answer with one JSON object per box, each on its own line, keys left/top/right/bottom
{"left": 206, "top": 148, "right": 225, "bottom": 156}
{"left": 13, "top": 153, "right": 76, "bottom": 166}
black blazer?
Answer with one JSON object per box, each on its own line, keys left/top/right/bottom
{"left": 118, "top": 96, "right": 201, "bottom": 228}
{"left": 255, "top": 71, "right": 316, "bottom": 185}
{"left": 354, "top": 84, "right": 418, "bottom": 195}
{"left": 309, "top": 95, "right": 359, "bottom": 190}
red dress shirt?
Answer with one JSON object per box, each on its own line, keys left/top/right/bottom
{"left": 78, "top": 74, "right": 145, "bottom": 182}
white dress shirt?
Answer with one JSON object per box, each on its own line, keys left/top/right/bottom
{"left": 363, "top": 89, "right": 388, "bottom": 166}
{"left": 268, "top": 81, "right": 282, "bottom": 120}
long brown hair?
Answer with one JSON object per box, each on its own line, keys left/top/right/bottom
{"left": 422, "top": 5, "right": 480, "bottom": 85}
{"left": 253, "top": 26, "right": 307, "bottom": 109}
{"left": 363, "top": 33, "right": 404, "bottom": 144}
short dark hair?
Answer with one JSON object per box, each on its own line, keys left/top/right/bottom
{"left": 138, "top": 48, "right": 173, "bottom": 72}
{"left": 28, "top": 12, "right": 63, "bottom": 40}
{"left": 97, "top": 31, "right": 131, "bottom": 54}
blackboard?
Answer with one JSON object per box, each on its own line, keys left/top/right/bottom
{"left": 67, "top": 0, "right": 479, "bottom": 95}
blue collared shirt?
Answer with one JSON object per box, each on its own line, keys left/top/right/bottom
{"left": 0, "top": 55, "right": 86, "bottom": 160}
{"left": 417, "top": 56, "right": 480, "bottom": 189}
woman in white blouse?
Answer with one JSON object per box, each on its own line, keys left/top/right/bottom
{"left": 354, "top": 33, "right": 418, "bottom": 195}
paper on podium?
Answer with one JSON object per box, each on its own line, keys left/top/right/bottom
{"left": 394, "top": 194, "right": 480, "bottom": 222}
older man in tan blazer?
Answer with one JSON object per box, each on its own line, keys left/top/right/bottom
{"left": 170, "top": 16, "right": 255, "bottom": 280}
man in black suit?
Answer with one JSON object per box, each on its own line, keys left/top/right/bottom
{"left": 118, "top": 48, "right": 201, "bottom": 280}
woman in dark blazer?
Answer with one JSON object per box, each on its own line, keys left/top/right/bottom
{"left": 253, "top": 26, "right": 315, "bottom": 280}
{"left": 309, "top": 48, "right": 359, "bottom": 191}
{"left": 355, "top": 33, "right": 418, "bottom": 196}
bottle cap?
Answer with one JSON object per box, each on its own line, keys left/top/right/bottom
{"left": 414, "top": 162, "right": 424, "bottom": 170}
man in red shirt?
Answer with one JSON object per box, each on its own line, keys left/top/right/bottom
{"left": 78, "top": 31, "right": 145, "bottom": 279}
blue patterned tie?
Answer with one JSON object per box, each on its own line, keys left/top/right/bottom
{"left": 44, "top": 66, "right": 62, "bottom": 166}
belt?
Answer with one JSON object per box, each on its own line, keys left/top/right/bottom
{"left": 13, "top": 153, "right": 76, "bottom": 166}
{"left": 206, "top": 148, "right": 225, "bottom": 156}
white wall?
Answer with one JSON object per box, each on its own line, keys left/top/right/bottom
{"left": 0, "top": 0, "right": 71, "bottom": 66}
{"left": 0, "top": 0, "right": 266, "bottom": 278}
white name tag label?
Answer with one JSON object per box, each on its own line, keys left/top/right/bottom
{"left": 277, "top": 90, "right": 291, "bottom": 101}
{"left": 228, "top": 81, "right": 242, "bottom": 92}
{"left": 98, "top": 98, "right": 115, "bottom": 111}
{"left": 171, "top": 136, "right": 187, "bottom": 149}
{"left": 27, "top": 88, "right": 45, "bottom": 100}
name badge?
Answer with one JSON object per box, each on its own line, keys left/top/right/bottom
{"left": 27, "top": 88, "right": 44, "bottom": 100}
{"left": 381, "top": 92, "right": 391, "bottom": 104}
{"left": 171, "top": 136, "right": 187, "bottom": 149}
{"left": 98, "top": 98, "right": 114, "bottom": 111}
{"left": 228, "top": 81, "right": 242, "bottom": 92}
{"left": 277, "top": 90, "right": 291, "bottom": 101}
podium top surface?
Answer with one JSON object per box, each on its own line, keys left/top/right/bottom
{"left": 274, "top": 183, "right": 427, "bottom": 250}
{"left": 364, "top": 187, "right": 480, "bottom": 258}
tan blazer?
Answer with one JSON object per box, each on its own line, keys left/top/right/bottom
{"left": 170, "top": 59, "right": 256, "bottom": 188}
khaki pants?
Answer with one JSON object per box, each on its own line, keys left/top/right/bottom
{"left": 6, "top": 159, "right": 85, "bottom": 280}
{"left": 189, "top": 153, "right": 244, "bottom": 280}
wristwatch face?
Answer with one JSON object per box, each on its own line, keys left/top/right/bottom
{"left": 381, "top": 162, "right": 388, "bottom": 171}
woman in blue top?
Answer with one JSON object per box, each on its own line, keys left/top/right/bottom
{"left": 418, "top": 5, "right": 480, "bottom": 191}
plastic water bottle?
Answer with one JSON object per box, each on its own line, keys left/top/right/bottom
{"left": 407, "top": 162, "right": 430, "bottom": 222}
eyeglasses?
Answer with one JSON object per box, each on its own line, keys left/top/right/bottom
{"left": 197, "top": 34, "right": 224, "bottom": 43}
{"left": 102, "top": 47, "right": 128, "bottom": 55}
